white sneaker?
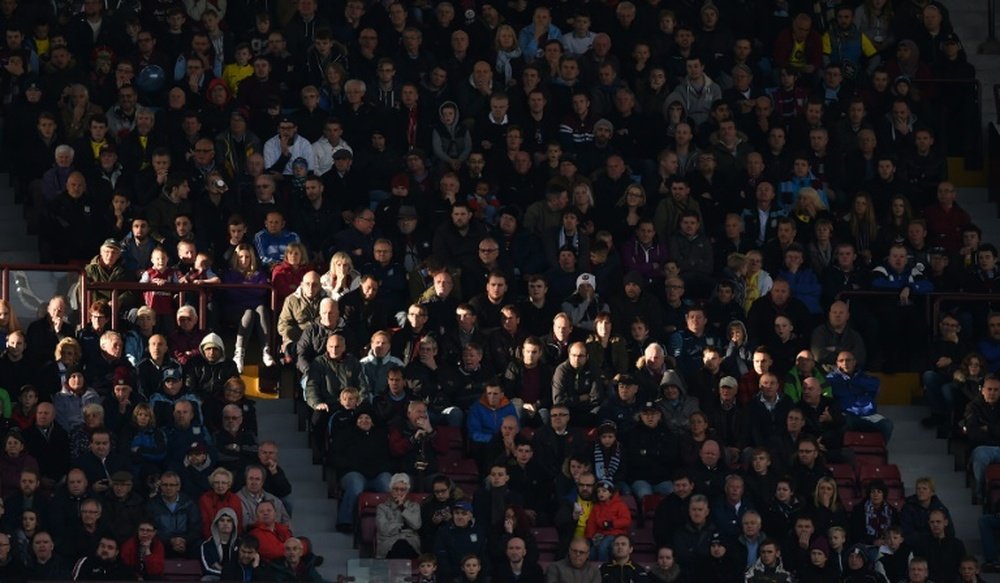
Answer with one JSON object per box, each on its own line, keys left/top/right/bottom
{"left": 233, "top": 348, "right": 245, "bottom": 373}
{"left": 262, "top": 345, "right": 275, "bottom": 367}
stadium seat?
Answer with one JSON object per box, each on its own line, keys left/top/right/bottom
{"left": 844, "top": 431, "right": 888, "bottom": 464}
{"left": 162, "top": 559, "right": 202, "bottom": 581}
{"left": 356, "top": 492, "right": 390, "bottom": 555}
{"left": 441, "top": 457, "right": 480, "bottom": 495}
{"left": 828, "top": 463, "right": 857, "bottom": 487}
{"left": 531, "top": 527, "right": 560, "bottom": 562}
{"left": 641, "top": 494, "right": 664, "bottom": 522}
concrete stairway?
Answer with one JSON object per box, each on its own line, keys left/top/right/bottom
{"left": 256, "top": 398, "right": 356, "bottom": 581}
{"left": 959, "top": 187, "right": 1000, "bottom": 234}
{"left": 0, "top": 174, "right": 38, "bottom": 264}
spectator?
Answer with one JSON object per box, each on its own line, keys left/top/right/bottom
{"left": 199, "top": 508, "right": 240, "bottom": 579}
{"left": 827, "top": 350, "right": 893, "bottom": 442}
{"left": 375, "top": 473, "right": 422, "bottom": 559}
{"left": 146, "top": 471, "right": 201, "bottom": 558}
{"left": 120, "top": 520, "right": 166, "bottom": 580}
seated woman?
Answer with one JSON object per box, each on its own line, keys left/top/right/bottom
{"left": 375, "top": 473, "right": 422, "bottom": 559}
{"left": 121, "top": 519, "right": 166, "bottom": 580}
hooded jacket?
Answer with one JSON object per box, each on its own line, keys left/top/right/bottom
{"left": 199, "top": 486, "right": 244, "bottom": 539}
{"left": 432, "top": 101, "right": 471, "bottom": 163}
{"left": 467, "top": 393, "right": 518, "bottom": 444}
{"left": 657, "top": 371, "right": 700, "bottom": 435}
{"left": 199, "top": 507, "right": 241, "bottom": 577}
{"left": 184, "top": 333, "right": 239, "bottom": 399}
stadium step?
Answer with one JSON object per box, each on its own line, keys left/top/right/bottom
{"left": 0, "top": 173, "right": 38, "bottom": 264}
{"left": 880, "top": 405, "right": 982, "bottom": 557}
{"left": 255, "top": 397, "right": 356, "bottom": 581}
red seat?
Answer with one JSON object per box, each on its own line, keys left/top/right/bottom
{"left": 519, "top": 427, "right": 536, "bottom": 441}
{"left": 356, "top": 492, "right": 390, "bottom": 554}
{"left": 532, "top": 527, "right": 560, "bottom": 562}
{"left": 858, "top": 463, "right": 904, "bottom": 499}
{"left": 408, "top": 492, "right": 429, "bottom": 503}
{"left": 162, "top": 559, "right": 202, "bottom": 581}
{"left": 632, "top": 526, "right": 655, "bottom": 553}
{"left": 437, "top": 426, "right": 465, "bottom": 460}
{"left": 844, "top": 431, "right": 888, "bottom": 464}
{"left": 621, "top": 494, "right": 640, "bottom": 528}
{"left": 641, "top": 494, "right": 664, "bottom": 521}
{"left": 441, "top": 458, "right": 480, "bottom": 494}
{"left": 986, "top": 464, "right": 1000, "bottom": 490}
{"left": 828, "top": 463, "right": 857, "bottom": 487}
{"left": 838, "top": 485, "right": 857, "bottom": 505}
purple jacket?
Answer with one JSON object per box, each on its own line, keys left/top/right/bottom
{"left": 221, "top": 269, "right": 269, "bottom": 311}
{"left": 621, "top": 236, "right": 670, "bottom": 281}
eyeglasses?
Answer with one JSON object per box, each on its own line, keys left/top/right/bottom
{"left": 479, "top": 248, "right": 498, "bottom": 253}
{"left": 577, "top": 482, "right": 595, "bottom": 488}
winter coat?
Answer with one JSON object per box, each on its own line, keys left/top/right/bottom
{"left": 584, "top": 492, "right": 632, "bottom": 538}
{"left": 375, "top": 498, "right": 422, "bottom": 558}
{"left": 184, "top": 332, "right": 240, "bottom": 399}
{"left": 199, "top": 490, "right": 244, "bottom": 539}
{"left": 199, "top": 507, "right": 241, "bottom": 577}
{"left": 467, "top": 394, "right": 518, "bottom": 444}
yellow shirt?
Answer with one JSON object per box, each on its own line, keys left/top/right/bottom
{"left": 222, "top": 63, "right": 253, "bottom": 95}
{"left": 573, "top": 498, "right": 594, "bottom": 538}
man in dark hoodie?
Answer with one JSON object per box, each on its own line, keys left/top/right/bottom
{"left": 71, "top": 535, "right": 135, "bottom": 581}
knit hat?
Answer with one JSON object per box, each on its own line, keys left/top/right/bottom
{"left": 576, "top": 273, "right": 596, "bottom": 292}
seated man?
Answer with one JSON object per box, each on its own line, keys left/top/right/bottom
{"left": 237, "top": 465, "right": 291, "bottom": 527}
{"left": 276, "top": 270, "right": 325, "bottom": 359}
{"left": 826, "top": 350, "right": 893, "bottom": 442}
{"left": 467, "top": 381, "right": 518, "bottom": 472}
{"left": 146, "top": 471, "right": 200, "bottom": 558}
{"left": 246, "top": 500, "right": 294, "bottom": 563}
{"left": 966, "top": 374, "right": 1000, "bottom": 506}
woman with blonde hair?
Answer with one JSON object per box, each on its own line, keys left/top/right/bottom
{"left": 271, "top": 242, "right": 312, "bottom": 307}
{"left": 790, "top": 187, "right": 829, "bottom": 245}
{"left": 321, "top": 252, "right": 362, "bottom": 300}
{"left": 0, "top": 299, "right": 21, "bottom": 347}
{"left": 613, "top": 183, "right": 652, "bottom": 242}
{"left": 493, "top": 24, "right": 524, "bottom": 86}
{"left": 38, "top": 336, "right": 83, "bottom": 398}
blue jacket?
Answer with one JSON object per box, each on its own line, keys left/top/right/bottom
{"left": 870, "top": 260, "right": 933, "bottom": 294}
{"left": 146, "top": 493, "right": 201, "bottom": 548}
{"left": 466, "top": 397, "right": 518, "bottom": 444}
{"left": 253, "top": 229, "right": 301, "bottom": 267}
{"left": 778, "top": 268, "right": 823, "bottom": 315}
{"left": 826, "top": 369, "right": 879, "bottom": 416}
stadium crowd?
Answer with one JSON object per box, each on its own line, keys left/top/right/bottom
{"left": 0, "top": 0, "right": 995, "bottom": 581}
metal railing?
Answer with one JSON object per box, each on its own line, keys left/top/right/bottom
{"left": 82, "top": 280, "right": 280, "bottom": 356}
{"left": 837, "top": 289, "right": 1000, "bottom": 341}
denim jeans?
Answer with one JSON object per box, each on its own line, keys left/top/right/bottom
{"left": 972, "top": 446, "right": 1000, "bottom": 498}
{"left": 980, "top": 514, "right": 1000, "bottom": 561}
{"left": 339, "top": 471, "right": 392, "bottom": 525}
{"left": 922, "top": 370, "right": 953, "bottom": 412}
{"left": 624, "top": 480, "right": 674, "bottom": 501}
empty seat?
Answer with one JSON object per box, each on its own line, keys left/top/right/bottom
{"left": 162, "top": 559, "right": 202, "bottom": 581}
{"left": 356, "top": 492, "right": 390, "bottom": 555}
{"left": 641, "top": 494, "right": 664, "bottom": 522}
{"left": 844, "top": 431, "right": 888, "bottom": 464}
